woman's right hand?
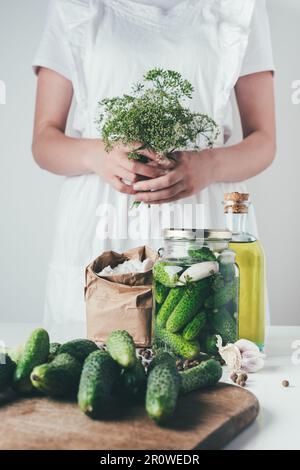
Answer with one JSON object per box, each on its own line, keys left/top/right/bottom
{"left": 86, "top": 141, "right": 168, "bottom": 195}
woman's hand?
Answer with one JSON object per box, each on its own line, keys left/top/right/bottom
{"left": 132, "top": 149, "right": 216, "bottom": 204}
{"left": 86, "top": 141, "right": 166, "bottom": 195}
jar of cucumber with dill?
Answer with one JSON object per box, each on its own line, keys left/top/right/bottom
{"left": 152, "top": 229, "right": 239, "bottom": 360}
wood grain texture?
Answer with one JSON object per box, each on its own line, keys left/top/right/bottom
{"left": 0, "top": 383, "right": 259, "bottom": 450}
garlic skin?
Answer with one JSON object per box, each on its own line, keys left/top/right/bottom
{"left": 217, "top": 336, "right": 265, "bottom": 374}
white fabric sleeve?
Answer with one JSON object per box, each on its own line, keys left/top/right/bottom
{"left": 33, "top": 0, "right": 72, "bottom": 81}
{"left": 240, "top": 0, "right": 275, "bottom": 77}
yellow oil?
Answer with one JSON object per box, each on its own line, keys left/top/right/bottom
{"left": 229, "top": 240, "right": 265, "bottom": 349}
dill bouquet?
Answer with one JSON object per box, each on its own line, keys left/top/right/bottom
{"left": 98, "top": 68, "right": 219, "bottom": 165}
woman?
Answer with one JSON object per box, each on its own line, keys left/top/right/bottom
{"left": 32, "top": 0, "right": 276, "bottom": 328}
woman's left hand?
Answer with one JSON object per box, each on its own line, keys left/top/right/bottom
{"left": 132, "top": 149, "right": 216, "bottom": 204}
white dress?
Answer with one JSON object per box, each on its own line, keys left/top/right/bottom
{"left": 33, "top": 0, "right": 274, "bottom": 328}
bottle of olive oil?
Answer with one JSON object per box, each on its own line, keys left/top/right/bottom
{"left": 223, "top": 193, "right": 265, "bottom": 350}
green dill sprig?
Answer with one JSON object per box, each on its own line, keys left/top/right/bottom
{"left": 97, "top": 68, "right": 219, "bottom": 159}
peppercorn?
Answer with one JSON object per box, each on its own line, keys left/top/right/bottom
{"left": 282, "top": 380, "right": 289, "bottom": 388}
{"left": 230, "top": 372, "right": 238, "bottom": 383}
{"left": 236, "top": 374, "right": 247, "bottom": 387}
{"left": 240, "top": 373, "right": 248, "bottom": 382}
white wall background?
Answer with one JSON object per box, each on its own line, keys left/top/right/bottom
{"left": 0, "top": 0, "right": 299, "bottom": 325}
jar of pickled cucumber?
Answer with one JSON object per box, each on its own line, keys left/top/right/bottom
{"left": 152, "top": 229, "right": 239, "bottom": 360}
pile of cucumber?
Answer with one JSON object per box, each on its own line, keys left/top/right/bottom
{"left": 0, "top": 328, "right": 222, "bottom": 425}
{"left": 153, "top": 247, "right": 239, "bottom": 359}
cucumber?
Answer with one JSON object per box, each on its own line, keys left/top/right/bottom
{"left": 153, "top": 262, "right": 183, "bottom": 288}
{"left": 147, "top": 352, "right": 177, "bottom": 375}
{"left": 106, "top": 330, "right": 136, "bottom": 368}
{"left": 154, "top": 281, "right": 169, "bottom": 305}
{"left": 14, "top": 328, "right": 50, "bottom": 394}
{"left": 210, "top": 273, "right": 225, "bottom": 292}
{"left": 220, "top": 262, "right": 236, "bottom": 282}
{"left": 166, "top": 279, "right": 209, "bottom": 333}
{"left": 58, "top": 339, "right": 98, "bottom": 363}
{"left": 78, "top": 350, "right": 120, "bottom": 419}
{"left": 210, "top": 309, "right": 237, "bottom": 344}
{"left": 48, "top": 343, "right": 61, "bottom": 362}
{"left": 31, "top": 353, "right": 82, "bottom": 398}
{"left": 204, "top": 279, "right": 237, "bottom": 310}
{"left": 0, "top": 354, "right": 16, "bottom": 392}
{"left": 188, "top": 247, "right": 217, "bottom": 262}
{"left": 156, "top": 287, "right": 186, "bottom": 328}
{"left": 180, "top": 359, "right": 222, "bottom": 394}
{"left": 146, "top": 363, "right": 180, "bottom": 424}
{"left": 121, "top": 359, "right": 146, "bottom": 399}
{"left": 182, "top": 312, "right": 207, "bottom": 341}
{"left": 155, "top": 325, "right": 200, "bottom": 360}
{"left": 202, "top": 333, "right": 219, "bottom": 355}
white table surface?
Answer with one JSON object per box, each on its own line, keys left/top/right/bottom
{"left": 1, "top": 324, "right": 300, "bottom": 451}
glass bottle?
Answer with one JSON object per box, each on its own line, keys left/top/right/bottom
{"left": 223, "top": 193, "right": 265, "bottom": 350}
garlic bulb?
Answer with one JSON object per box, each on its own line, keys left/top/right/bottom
{"left": 217, "top": 336, "right": 265, "bottom": 374}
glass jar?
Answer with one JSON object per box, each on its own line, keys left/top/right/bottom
{"left": 152, "top": 229, "right": 239, "bottom": 360}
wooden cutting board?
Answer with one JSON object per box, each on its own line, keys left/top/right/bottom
{"left": 0, "top": 383, "right": 259, "bottom": 450}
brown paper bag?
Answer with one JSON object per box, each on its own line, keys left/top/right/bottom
{"left": 85, "top": 246, "right": 157, "bottom": 347}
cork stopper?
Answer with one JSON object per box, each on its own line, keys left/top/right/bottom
{"left": 224, "top": 192, "right": 249, "bottom": 202}
{"left": 224, "top": 192, "right": 250, "bottom": 214}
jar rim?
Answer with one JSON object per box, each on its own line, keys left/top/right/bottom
{"left": 163, "top": 228, "right": 232, "bottom": 241}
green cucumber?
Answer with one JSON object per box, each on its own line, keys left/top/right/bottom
{"left": 78, "top": 350, "right": 120, "bottom": 419}
{"left": 31, "top": 353, "right": 82, "bottom": 398}
{"left": 0, "top": 354, "right": 16, "bottom": 392}
{"left": 204, "top": 279, "right": 238, "bottom": 310}
{"left": 155, "top": 326, "right": 200, "bottom": 360}
{"left": 58, "top": 339, "right": 98, "bottom": 363}
{"left": 180, "top": 359, "right": 222, "bottom": 394}
{"left": 220, "top": 262, "right": 236, "bottom": 282}
{"left": 106, "top": 330, "right": 136, "bottom": 368}
{"left": 146, "top": 363, "right": 180, "bottom": 424}
{"left": 202, "top": 333, "right": 219, "bottom": 355}
{"left": 156, "top": 287, "right": 186, "bottom": 328}
{"left": 13, "top": 328, "right": 50, "bottom": 394}
{"left": 153, "top": 262, "right": 183, "bottom": 288}
{"left": 48, "top": 343, "right": 61, "bottom": 362}
{"left": 121, "top": 358, "right": 146, "bottom": 399}
{"left": 154, "top": 281, "right": 169, "bottom": 305}
{"left": 210, "top": 309, "right": 237, "bottom": 344}
{"left": 210, "top": 273, "right": 225, "bottom": 292}
{"left": 182, "top": 312, "right": 207, "bottom": 341}
{"left": 147, "top": 352, "right": 177, "bottom": 375}
{"left": 166, "top": 279, "right": 209, "bottom": 333}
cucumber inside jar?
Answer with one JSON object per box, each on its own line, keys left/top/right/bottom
{"left": 152, "top": 230, "right": 238, "bottom": 361}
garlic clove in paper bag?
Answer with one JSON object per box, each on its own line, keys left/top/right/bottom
{"left": 217, "top": 336, "right": 266, "bottom": 374}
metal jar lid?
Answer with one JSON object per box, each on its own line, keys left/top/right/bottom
{"left": 163, "top": 228, "right": 232, "bottom": 241}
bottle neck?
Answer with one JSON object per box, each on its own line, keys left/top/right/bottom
{"left": 225, "top": 212, "right": 256, "bottom": 242}
{"left": 225, "top": 212, "right": 247, "bottom": 234}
